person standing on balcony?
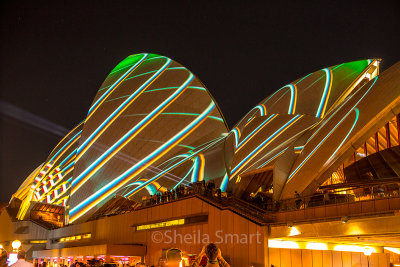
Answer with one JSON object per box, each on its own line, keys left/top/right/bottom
{"left": 323, "top": 190, "right": 330, "bottom": 204}
{"left": 294, "top": 191, "right": 302, "bottom": 209}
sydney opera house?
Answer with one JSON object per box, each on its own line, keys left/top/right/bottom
{"left": 1, "top": 54, "right": 400, "bottom": 266}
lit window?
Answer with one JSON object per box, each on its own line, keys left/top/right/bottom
{"left": 83, "top": 233, "right": 91, "bottom": 239}
{"left": 136, "top": 218, "right": 185, "bottom": 231}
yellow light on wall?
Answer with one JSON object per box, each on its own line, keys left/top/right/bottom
{"left": 268, "top": 240, "right": 300, "bottom": 249}
{"left": 306, "top": 242, "right": 328, "bottom": 250}
{"left": 289, "top": 226, "right": 300, "bottom": 236}
{"left": 136, "top": 219, "right": 185, "bottom": 231}
{"left": 83, "top": 233, "right": 91, "bottom": 239}
{"left": 384, "top": 247, "right": 400, "bottom": 254}
{"left": 333, "top": 245, "right": 376, "bottom": 254}
{"left": 0, "top": 244, "right": 3, "bottom": 249}
{"left": 12, "top": 240, "right": 22, "bottom": 251}
{"left": 363, "top": 247, "right": 374, "bottom": 256}
{"left": 59, "top": 233, "right": 91, "bottom": 243}
{"left": 30, "top": 240, "right": 47, "bottom": 244}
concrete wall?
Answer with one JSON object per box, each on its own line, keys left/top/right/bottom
{"left": 47, "top": 197, "right": 268, "bottom": 266}
{"left": 269, "top": 248, "right": 390, "bottom": 267}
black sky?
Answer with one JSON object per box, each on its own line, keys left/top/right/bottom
{"left": 1, "top": 0, "right": 400, "bottom": 201}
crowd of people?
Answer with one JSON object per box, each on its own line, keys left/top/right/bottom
{"left": 0, "top": 243, "right": 231, "bottom": 267}
{"left": 163, "top": 243, "right": 230, "bottom": 267}
{"left": 143, "top": 180, "right": 223, "bottom": 207}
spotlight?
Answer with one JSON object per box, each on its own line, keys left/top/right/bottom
{"left": 12, "top": 240, "right": 21, "bottom": 251}
{"left": 363, "top": 247, "right": 374, "bottom": 256}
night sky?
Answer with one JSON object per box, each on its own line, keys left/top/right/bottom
{"left": 1, "top": 0, "right": 400, "bottom": 202}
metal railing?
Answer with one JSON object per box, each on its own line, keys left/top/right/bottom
{"left": 276, "top": 184, "right": 400, "bottom": 212}
{"left": 137, "top": 183, "right": 400, "bottom": 222}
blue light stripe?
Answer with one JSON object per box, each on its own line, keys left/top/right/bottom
{"left": 316, "top": 68, "right": 332, "bottom": 118}
{"left": 288, "top": 78, "right": 377, "bottom": 180}
{"left": 259, "top": 148, "right": 289, "bottom": 168}
{"left": 76, "top": 58, "right": 172, "bottom": 156}
{"left": 191, "top": 156, "right": 200, "bottom": 183}
{"left": 88, "top": 54, "right": 148, "bottom": 116}
{"left": 328, "top": 108, "right": 359, "bottom": 161}
{"left": 191, "top": 155, "right": 204, "bottom": 183}
{"left": 122, "top": 112, "right": 223, "bottom": 122}
{"left": 232, "top": 128, "right": 240, "bottom": 147}
{"left": 50, "top": 130, "right": 81, "bottom": 162}
{"left": 288, "top": 84, "right": 296, "bottom": 114}
{"left": 71, "top": 71, "right": 194, "bottom": 191}
{"left": 237, "top": 114, "right": 276, "bottom": 150}
{"left": 252, "top": 104, "right": 266, "bottom": 117}
{"left": 123, "top": 136, "right": 223, "bottom": 198}
{"left": 58, "top": 149, "right": 77, "bottom": 167}
{"left": 220, "top": 173, "right": 229, "bottom": 192}
{"left": 123, "top": 67, "right": 184, "bottom": 83}
{"left": 124, "top": 135, "right": 224, "bottom": 198}
{"left": 306, "top": 77, "right": 378, "bottom": 144}
{"left": 124, "top": 181, "right": 155, "bottom": 195}
{"left": 295, "top": 72, "right": 313, "bottom": 85}
{"left": 174, "top": 165, "right": 194, "bottom": 189}
{"left": 105, "top": 86, "right": 207, "bottom": 103}
{"left": 231, "top": 115, "right": 301, "bottom": 176}
{"left": 108, "top": 54, "right": 149, "bottom": 75}
{"left": 98, "top": 56, "right": 168, "bottom": 92}
{"left": 70, "top": 102, "right": 215, "bottom": 217}
{"left": 61, "top": 161, "right": 75, "bottom": 173}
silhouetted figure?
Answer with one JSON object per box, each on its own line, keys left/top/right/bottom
{"left": 166, "top": 248, "right": 182, "bottom": 267}
{"left": 323, "top": 190, "right": 330, "bottom": 204}
{"left": 216, "top": 188, "right": 222, "bottom": 200}
{"left": 10, "top": 250, "right": 34, "bottom": 267}
{"left": 294, "top": 191, "right": 302, "bottom": 209}
{"left": 191, "top": 243, "right": 230, "bottom": 267}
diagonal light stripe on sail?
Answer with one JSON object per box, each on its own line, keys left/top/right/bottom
{"left": 50, "top": 131, "right": 81, "bottom": 163}
{"left": 288, "top": 78, "right": 378, "bottom": 181}
{"left": 231, "top": 115, "right": 303, "bottom": 177}
{"left": 191, "top": 153, "right": 205, "bottom": 182}
{"left": 123, "top": 136, "right": 224, "bottom": 198}
{"left": 48, "top": 121, "right": 83, "bottom": 156}
{"left": 76, "top": 58, "right": 172, "bottom": 161}
{"left": 69, "top": 102, "right": 216, "bottom": 222}
{"left": 71, "top": 72, "right": 195, "bottom": 194}
{"left": 86, "top": 53, "right": 149, "bottom": 121}
{"left": 236, "top": 114, "right": 277, "bottom": 152}
{"left": 316, "top": 68, "right": 333, "bottom": 118}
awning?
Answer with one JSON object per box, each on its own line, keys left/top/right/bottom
{"left": 32, "top": 244, "right": 146, "bottom": 258}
